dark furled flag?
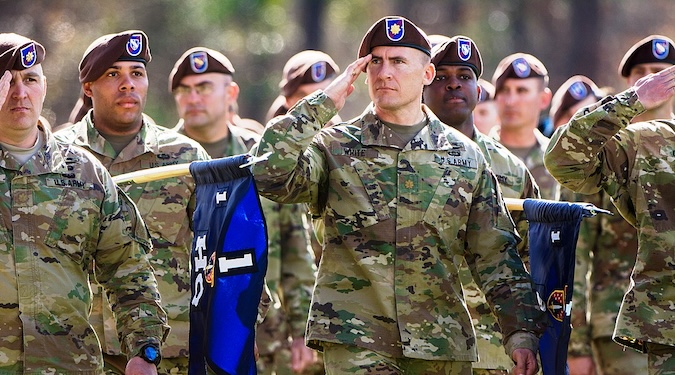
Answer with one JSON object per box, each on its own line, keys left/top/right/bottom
{"left": 523, "top": 199, "right": 600, "bottom": 375}
{"left": 189, "top": 155, "right": 268, "bottom": 375}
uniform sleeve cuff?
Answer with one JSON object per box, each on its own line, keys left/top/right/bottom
{"left": 504, "top": 331, "right": 540, "bottom": 358}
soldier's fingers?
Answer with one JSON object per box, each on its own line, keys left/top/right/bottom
{"left": 345, "top": 54, "right": 372, "bottom": 82}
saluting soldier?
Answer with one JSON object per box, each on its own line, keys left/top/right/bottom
{"left": 251, "top": 16, "right": 546, "bottom": 375}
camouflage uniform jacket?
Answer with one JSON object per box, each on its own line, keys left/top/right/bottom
{"left": 544, "top": 88, "right": 675, "bottom": 352}
{"left": 565, "top": 188, "right": 638, "bottom": 356}
{"left": 173, "top": 122, "right": 316, "bottom": 354}
{"left": 460, "top": 128, "right": 541, "bottom": 369}
{"left": 0, "top": 124, "right": 168, "bottom": 373}
{"left": 493, "top": 128, "right": 560, "bottom": 200}
{"left": 251, "top": 91, "right": 545, "bottom": 361}
{"left": 55, "top": 113, "right": 210, "bottom": 359}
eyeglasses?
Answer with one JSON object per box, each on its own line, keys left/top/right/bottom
{"left": 174, "top": 82, "right": 215, "bottom": 97}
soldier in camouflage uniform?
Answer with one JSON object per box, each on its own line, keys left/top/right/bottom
{"left": 251, "top": 16, "right": 546, "bottom": 375}
{"left": 549, "top": 74, "right": 643, "bottom": 375}
{"left": 54, "top": 30, "right": 210, "bottom": 375}
{"left": 489, "top": 53, "right": 560, "bottom": 201}
{"left": 423, "top": 35, "right": 541, "bottom": 375}
{"left": 0, "top": 33, "right": 169, "bottom": 374}
{"left": 560, "top": 35, "right": 675, "bottom": 375}
{"left": 168, "top": 47, "right": 319, "bottom": 375}
{"left": 544, "top": 61, "right": 675, "bottom": 374}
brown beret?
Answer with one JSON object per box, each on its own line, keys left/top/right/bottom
{"left": 549, "top": 75, "right": 603, "bottom": 125}
{"left": 0, "top": 33, "right": 45, "bottom": 73}
{"left": 431, "top": 35, "right": 483, "bottom": 78}
{"left": 618, "top": 35, "right": 675, "bottom": 77}
{"left": 358, "top": 16, "right": 431, "bottom": 59}
{"left": 492, "top": 53, "right": 549, "bottom": 95}
{"left": 168, "top": 47, "right": 235, "bottom": 92}
{"left": 278, "top": 50, "right": 339, "bottom": 97}
{"left": 477, "top": 78, "right": 495, "bottom": 102}
{"left": 79, "top": 30, "right": 151, "bottom": 83}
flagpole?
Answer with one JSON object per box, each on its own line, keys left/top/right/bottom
{"left": 504, "top": 198, "right": 525, "bottom": 211}
{"left": 111, "top": 152, "right": 270, "bottom": 184}
{"left": 111, "top": 167, "right": 604, "bottom": 215}
{"left": 112, "top": 163, "right": 192, "bottom": 184}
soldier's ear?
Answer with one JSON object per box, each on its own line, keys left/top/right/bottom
{"left": 83, "top": 82, "right": 93, "bottom": 98}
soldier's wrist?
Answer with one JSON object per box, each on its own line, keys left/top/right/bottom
{"left": 504, "top": 331, "right": 539, "bottom": 357}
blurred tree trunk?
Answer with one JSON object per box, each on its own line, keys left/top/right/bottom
{"left": 301, "top": 0, "right": 326, "bottom": 49}
{"left": 568, "top": 0, "right": 602, "bottom": 80}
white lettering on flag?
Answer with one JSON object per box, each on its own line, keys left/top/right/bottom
{"left": 191, "top": 234, "right": 208, "bottom": 306}
{"left": 219, "top": 252, "right": 254, "bottom": 274}
{"left": 215, "top": 191, "right": 227, "bottom": 204}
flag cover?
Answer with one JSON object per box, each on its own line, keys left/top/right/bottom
{"left": 524, "top": 199, "right": 588, "bottom": 375}
{"left": 189, "top": 155, "right": 268, "bottom": 375}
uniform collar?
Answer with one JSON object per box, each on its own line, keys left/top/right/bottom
{"left": 358, "top": 103, "right": 453, "bottom": 150}
{"left": 73, "top": 111, "right": 158, "bottom": 160}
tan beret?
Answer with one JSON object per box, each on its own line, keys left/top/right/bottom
{"left": 549, "top": 75, "right": 603, "bottom": 125}
{"left": 168, "top": 47, "right": 235, "bottom": 91}
{"left": 79, "top": 30, "right": 151, "bottom": 83}
{"left": 492, "top": 53, "right": 548, "bottom": 94}
{"left": 427, "top": 34, "right": 451, "bottom": 49}
{"left": 477, "top": 78, "right": 495, "bottom": 102}
{"left": 278, "top": 50, "right": 339, "bottom": 97}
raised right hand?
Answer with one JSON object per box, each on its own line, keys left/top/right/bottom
{"left": 634, "top": 64, "right": 675, "bottom": 110}
{"left": 323, "top": 54, "right": 372, "bottom": 111}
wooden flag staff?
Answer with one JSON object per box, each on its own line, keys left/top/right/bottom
{"left": 111, "top": 162, "right": 608, "bottom": 214}
{"left": 111, "top": 153, "right": 272, "bottom": 185}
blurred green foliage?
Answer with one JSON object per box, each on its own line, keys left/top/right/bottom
{"left": 0, "top": 0, "right": 673, "bottom": 128}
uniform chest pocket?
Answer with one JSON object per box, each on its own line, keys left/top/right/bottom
{"left": 421, "top": 167, "right": 472, "bottom": 234}
{"left": 44, "top": 188, "right": 100, "bottom": 265}
{"left": 637, "top": 162, "right": 675, "bottom": 233}
{"left": 327, "top": 161, "right": 391, "bottom": 236}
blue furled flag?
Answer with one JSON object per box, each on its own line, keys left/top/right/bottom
{"left": 523, "top": 199, "right": 597, "bottom": 375}
{"left": 189, "top": 155, "right": 268, "bottom": 375}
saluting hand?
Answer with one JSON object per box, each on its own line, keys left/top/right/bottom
{"left": 323, "top": 54, "right": 372, "bottom": 112}
{"left": 634, "top": 64, "right": 675, "bottom": 110}
{"left": 0, "top": 70, "right": 11, "bottom": 108}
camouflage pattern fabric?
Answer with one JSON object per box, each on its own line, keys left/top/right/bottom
{"left": 174, "top": 122, "right": 318, "bottom": 374}
{"left": 0, "top": 125, "right": 168, "bottom": 372}
{"left": 251, "top": 90, "right": 546, "bottom": 361}
{"left": 590, "top": 336, "right": 647, "bottom": 375}
{"left": 460, "top": 129, "right": 541, "bottom": 371}
{"left": 544, "top": 88, "right": 675, "bottom": 353}
{"left": 562, "top": 187, "right": 643, "bottom": 371}
{"left": 492, "top": 128, "right": 560, "bottom": 200}
{"left": 322, "top": 343, "right": 473, "bottom": 375}
{"left": 55, "top": 114, "right": 210, "bottom": 363}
